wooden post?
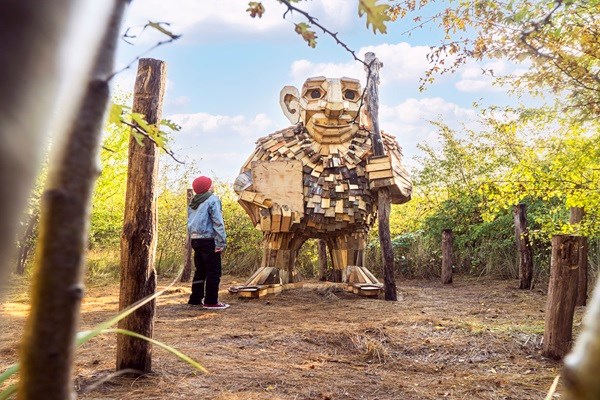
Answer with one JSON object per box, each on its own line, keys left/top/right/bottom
{"left": 441, "top": 229, "right": 453, "bottom": 284}
{"left": 365, "top": 52, "right": 397, "bottom": 301}
{"left": 117, "top": 58, "right": 166, "bottom": 374}
{"left": 514, "top": 203, "right": 534, "bottom": 289}
{"left": 181, "top": 189, "right": 194, "bottom": 282}
{"left": 543, "top": 235, "right": 583, "bottom": 359}
{"left": 570, "top": 207, "right": 588, "bottom": 306}
{"left": 317, "top": 239, "right": 328, "bottom": 281}
{"left": 378, "top": 191, "right": 396, "bottom": 298}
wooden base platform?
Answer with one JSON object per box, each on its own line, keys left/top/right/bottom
{"left": 346, "top": 283, "right": 383, "bottom": 297}
{"left": 229, "top": 282, "right": 304, "bottom": 298}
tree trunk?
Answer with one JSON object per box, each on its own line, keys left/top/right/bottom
{"left": 117, "top": 58, "right": 167, "bottom": 374}
{"left": 0, "top": 1, "right": 78, "bottom": 282}
{"left": 181, "top": 189, "right": 194, "bottom": 282}
{"left": 17, "top": 2, "right": 126, "bottom": 399}
{"left": 514, "top": 203, "right": 533, "bottom": 289}
{"left": 441, "top": 229, "right": 453, "bottom": 284}
{"left": 563, "top": 274, "right": 600, "bottom": 399}
{"left": 570, "top": 207, "right": 588, "bottom": 306}
{"left": 378, "top": 187, "right": 397, "bottom": 301}
{"left": 542, "top": 235, "right": 583, "bottom": 360}
{"left": 317, "top": 239, "right": 328, "bottom": 281}
{"left": 15, "top": 212, "right": 39, "bottom": 275}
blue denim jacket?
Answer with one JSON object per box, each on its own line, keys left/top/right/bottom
{"left": 187, "top": 194, "right": 227, "bottom": 249}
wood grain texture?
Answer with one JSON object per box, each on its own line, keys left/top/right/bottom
{"left": 117, "top": 58, "right": 166, "bottom": 374}
{"left": 543, "top": 235, "right": 582, "bottom": 360}
{"left": 514, "top": 204, "right": 534, "bottom": 289}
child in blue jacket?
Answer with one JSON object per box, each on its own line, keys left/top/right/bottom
{"left": 187, "top": 176, "right": 229, "bottom": 309}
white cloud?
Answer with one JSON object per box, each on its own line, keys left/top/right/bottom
{"left": 123, "top": 0, "right": 357, "bottom": 45}
{"left": 165, "top": 112, "right": 277, "bottom": 178}
{"left": 171, "top": 112, "right": 274, "bottom": 138}
{"left": 191, "top": 152, "right": 248, "bottom": 179}
{"left": 455, "top": 60, "right": 520, "bottom": 93}
{"left": 379, "top": 97, "right": 477, "bottom": 166}
{"left": 166, "top": 95, "right": 191, "bottom": 108}
{"left": 290, "top": 42, "right": 431, "bottom": 87}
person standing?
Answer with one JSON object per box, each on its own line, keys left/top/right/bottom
{"left": 187, "top": 176, "right": 229, "bottom": 309}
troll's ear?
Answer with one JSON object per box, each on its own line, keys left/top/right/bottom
{"left": 280, "top": 85, "right": 300, "bottom": 124}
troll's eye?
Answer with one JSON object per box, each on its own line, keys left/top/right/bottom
{"left": 310, "top": 89, "right": 322, "bottom": 99}
{"left": 344, "top": 90, "right": 358, "bottom": 100}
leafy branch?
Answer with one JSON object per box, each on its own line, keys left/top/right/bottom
{"left": 108, "top": 21, "right": 182, "bottom": 81}
{"left": 109, "top": 102, "right": 184, "bottom": 164}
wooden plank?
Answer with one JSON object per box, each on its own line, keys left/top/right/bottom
{"left": 369, "top": 178, "right": 395, "bottom": 189}
{"left": 251, "top": 160, "right": 304, "bottom": 215}
{"left": 366, "top": 161, "right": 392, "bottom": 173}
{"left": 259, "top": 208, "right": 271, "bottom": 231}
{"left": 368, "top": 155, "right": 390, "bottom": 164}
{"left": 239, "top": 190, "right": 256, "bottom": 203}
{"left": 271, "top": 206, "right": 282, "bottom": 232}
{"left": 280, "top": 205, "right": 292, "bottom": 232}
{"left": 368, "top": 169, "right": 394, "bottom": 180}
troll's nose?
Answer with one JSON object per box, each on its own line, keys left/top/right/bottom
{"left": 324, "top": 101, "right": 344, "bottom": 118}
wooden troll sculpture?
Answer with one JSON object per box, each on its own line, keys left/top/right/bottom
{"left": 231, "top": 76, "right": 412, "bottom": 297}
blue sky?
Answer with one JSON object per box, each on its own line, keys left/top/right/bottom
{"left": 113, "top": 0, "right": 518, "bottom": 181}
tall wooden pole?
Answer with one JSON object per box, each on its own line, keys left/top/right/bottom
{"left": 543, "top": 235, "right": 582, "bottom": 360}
{"left": 117, "top": 58, "right": 166, "bottom": 374}
{"left": 181, "top": 189, "right": 194, "bottom": 282}
{"left": 364, "top": 52, "right": 397, "bottom": 301}
{"left": 514, "top": 204, "right": 534, "bottom": 289}
{"left": 441, "top": 229, "right": 453, "bottom": 284}
{"left": 570, "top": 207, "right": 588, "bottom": 306}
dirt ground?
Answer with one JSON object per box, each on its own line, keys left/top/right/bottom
{"left": 1, "top": 275, "right": 584, "bottom": 399}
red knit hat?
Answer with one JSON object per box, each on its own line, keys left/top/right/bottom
{"left": 192, "top": 176, "right": 212, "bottom": 194}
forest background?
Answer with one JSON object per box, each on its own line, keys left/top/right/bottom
{"left": 13, "top": 0, "right": 600, "bottom": 288}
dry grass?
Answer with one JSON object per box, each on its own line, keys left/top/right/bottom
{"left": 1, "top": 275, "right": 578, "bottom": 399}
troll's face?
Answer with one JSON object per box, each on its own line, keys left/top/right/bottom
{"left": 280, "top": 77, "right": 362, "bottom": 144}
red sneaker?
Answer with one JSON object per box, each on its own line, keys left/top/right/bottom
{"left": 202, "top": 302, "right": 230, "bottom": 310}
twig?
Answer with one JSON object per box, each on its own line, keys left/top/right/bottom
{"left": 120, "top": 120, "right": 185, "bottom": 164}
{"left": 108, "top": 21, "right": 181, "bottom": 81}
{"left": 278, "top": 0, "right": 367, "bottom": 67}
{"left": 108, "top": 37, "right": 178, "bottom": 81}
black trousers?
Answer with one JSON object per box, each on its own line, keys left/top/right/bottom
{"left": 188, "top": 238, "right": 222, "bottom": 305}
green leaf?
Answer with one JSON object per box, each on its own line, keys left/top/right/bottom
{"left": 130, "top": 113, "right": 153, "bottom": 134}
{"left": 108, "top": 102, "right": 129, "bottom": 125}
{"left": 294, "top": 23, "right": 317, "bottom": 48}
{"left": 76, "top": 273, "right": 183, "bottom": 347}
{"left": 102, "top": 328, "right": 207, "bottom": 373}
{"left": 0, "top": 384, "right": 16, "bottom": 400}
{"left": 0, "top": 364, "right": 19, "bottom": 387}
{"left": 131, "top": 131, "right": 145, "bottom": 147}
{"left": 247, "top": 2, "right": 265, "bottom": 18}
{"left": 145, "top": 21, "right": 181, "bottom": 40}
{"left": 358, "top": 0, "right": 391, "bottom": 34}
{"left": 161, "top": 119, "right": 181, "bottom": 132}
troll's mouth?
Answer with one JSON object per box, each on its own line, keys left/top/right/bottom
{"left": 313, "top": 122, "right": 352, "bottom": 129}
